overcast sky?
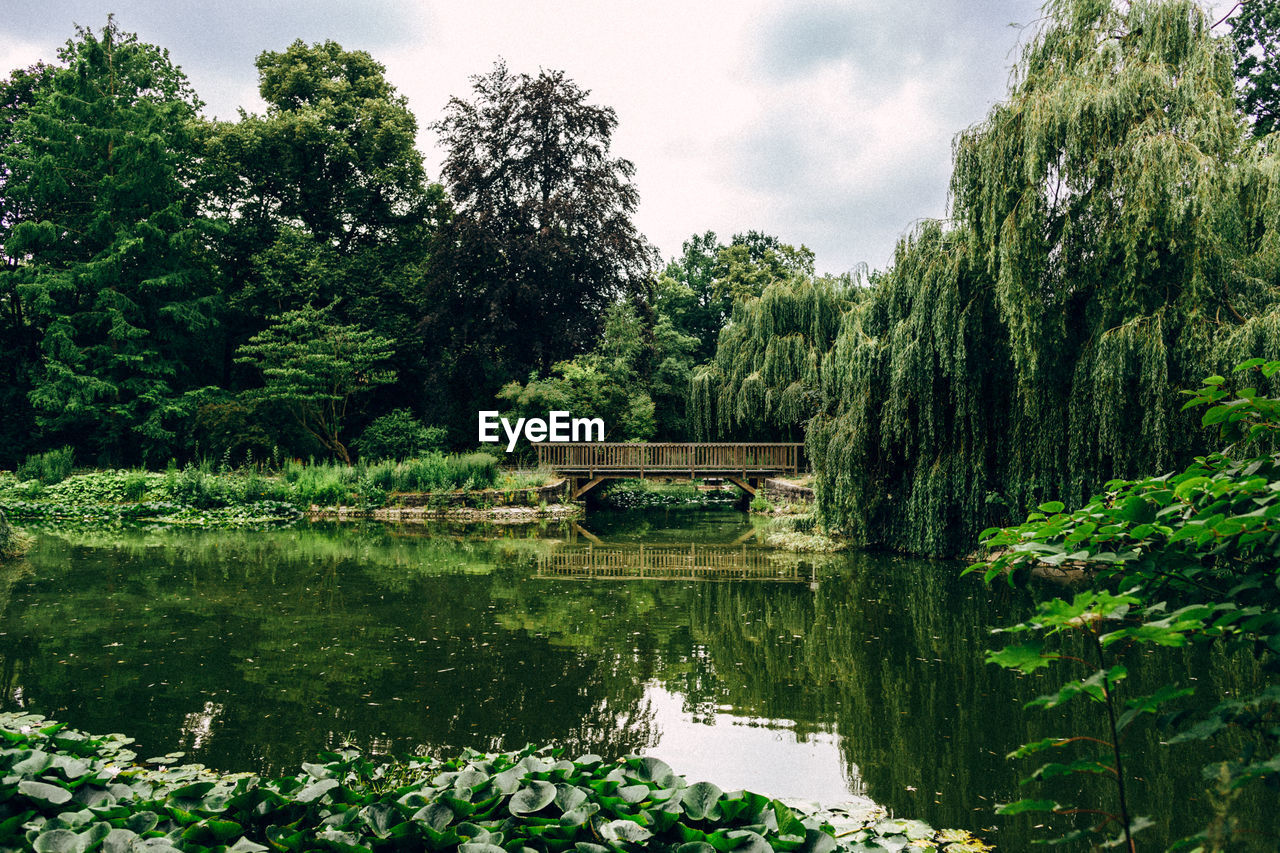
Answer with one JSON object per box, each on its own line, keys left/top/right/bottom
{"left": 0, "top": 1, "right": 1238, "bottom": 275}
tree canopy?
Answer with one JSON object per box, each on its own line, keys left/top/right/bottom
{"left": 0, "top": 19, "right": 219, "bottom": 465}
{"left": 801, "top": 0, "right": 1280, "bottom": 554}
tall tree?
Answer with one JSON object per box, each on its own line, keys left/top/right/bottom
{"left": 204, "top": 39, "right": 444, "bottom": 419}
{"left": 0, "top": 19, "right": 220, "bottom": 465}
{"left": 0, "top": 63, "right": 56, "bottom": 464}
{"left": 1229, "top": 0, "right": 1280, "bottom": 134}
{"left": 806, "top": 0, "right": 1280, "bottom": 556}
{"left": 424, "top": 60, "right": 656, "bottom": 437}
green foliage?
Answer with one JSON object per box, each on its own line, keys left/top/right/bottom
{"left": 355, "top": 410, "right": 446, "bottom": 462}
{"left": 235, "top": 304, "right": 397, "bottom": 465}
{"left": 597, "top": 480, "right": 734, "bottom": 510}
{"left": 972, "top": 361, "right": 1280, "bottom": 849}
{"left": 0, "top": 18, "right": 220, "bottom": 465}
{"left": 809, "top": 0, "right": 1280, "bottom": 556}
{"left": 15, "top": 448, "right": 74, "bottom": 485}
{"left": 1229, "top": 0, "right": 1280, "bottom": 134}
{"left": 391, "top": 453, "right": 500, "bottom": 493}
{"left": 0, "top": 510, "right": 32, "bottom": 560}
{"left": 422, "top": 60, "right": 657, "bottom": 440}
{"left": 691, "top": 276, "right": 851, "bottom": 441}
{"left": 0, "top": 713, "right": 985, "bottom": 853}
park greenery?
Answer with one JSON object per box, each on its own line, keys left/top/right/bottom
{"left": 966, "top": 360, "right": 1280, "bottom": 850}
{"left": 4, "top": 0, "right": 1280, "bottom": 848}
{"left": 0, "top": 454, "right": 558, "bottom": 525}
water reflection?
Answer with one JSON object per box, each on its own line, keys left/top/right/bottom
{"left": 0, "top": 512, "right": 1273, "bottom": 849}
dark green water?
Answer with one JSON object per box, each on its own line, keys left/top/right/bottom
{"left": 0, "top": 510, "right": 1272, "bottom": 849}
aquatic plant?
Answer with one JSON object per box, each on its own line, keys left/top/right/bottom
{"left": 0, "top": 714, "right": 990, "bottom": 853}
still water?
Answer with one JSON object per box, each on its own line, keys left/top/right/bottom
{"left": 0, "top": 510, "right": 1272, "bottom": 848}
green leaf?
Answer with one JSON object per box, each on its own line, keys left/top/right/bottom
{"left": 995, "top": 799, "right": 1059, "bottom": 815}
{"left": 508, "top": 781, "right": 556, "bottom": 816}
{"left": 600, "top": 819, "right": 654, "bottom": 845}
{"left": 294, "top": 778, "right": 339, "bottom": 804}
{"left": 1037, "top": 501, "right": 1065, "bottom": 514}
{"left": 19, "top": 780, "right": 74, "bottom": 806}
{"left": 986, "top": 641, "right": 1057, "bottom": 673}
{"left": 33, "top": 830, "right": 85, "bottom": 853}
{"left": 681, "top": 782, "right": 723, "bottom": 821}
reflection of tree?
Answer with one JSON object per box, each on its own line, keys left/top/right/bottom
{"left": 684, "top": 553, "right": 1278, "bottom": 850}
{"left": 0, "top": 523, "right": 654, "bottom": 775}
{"left": 3, "top": 522, "right": 1271, "bottom": 850}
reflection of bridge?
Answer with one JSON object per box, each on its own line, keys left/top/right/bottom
{"left": 536, "top": 544, "right": 816, "bottom": 584}
{"left": 536, "top": 443, "right": 804, "bottom": 499}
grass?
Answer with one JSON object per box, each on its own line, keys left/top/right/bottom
{"left": 0, "top": 454, "right": 558, "bottom": 523}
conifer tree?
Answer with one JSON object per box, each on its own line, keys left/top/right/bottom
{"left": 0, "top": 19, "right": 219, "bottom": 464}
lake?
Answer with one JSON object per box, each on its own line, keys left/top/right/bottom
{"left": 0, "top": 509, "right": 1271, "bottom": 849}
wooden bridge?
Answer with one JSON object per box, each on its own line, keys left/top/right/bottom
{"left": 535, "top": 442, "right": 804, "bottom": 499}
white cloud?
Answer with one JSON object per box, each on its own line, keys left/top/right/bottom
{"left": 1, "top": 0, "right": 1245, "bottom": 273}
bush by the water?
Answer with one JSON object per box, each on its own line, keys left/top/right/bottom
{"left": 355, "top": 410, "right": 447, "bottom": 461}
{"left": 0, "top": 510, "right": 32, "bottom": 560}
{"left": 599, "top": 479, "right": 736, "bottom": 510}
{"left": 0, "top": 454, "right": 531, "bottom": 524}
{"left": 0, "top": 713, "right": 989, "bottom": 853}
{"left": 15, "top": 447, "right": 74, "bottom": 485}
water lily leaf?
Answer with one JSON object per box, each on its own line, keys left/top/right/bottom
{"left": 295, "top": 778, "right": 340, "bottom": 804}
{"left": 555, "top": 784, "right": 588, "bottom": 814}
{"left": 681, "top": 782, "right": 723, "bottom": 821}
{"left": 102, "top": 828, "right": 140, "bottom": 853}
{"left": 33, "top": 830, "right": 85, "bottom": 853}
{"left": 229, "top": 839, "right": 269, "bottom": 853}
{"left": 724, "top": 829, "right": 773, "bottom": 853}
{"left": 454, "top": 768, "right": 490, "bottom": 792}
{"left": 413, "top": 802, "right": 455, "bottom": 832}
{"left": 559, "top": 803, "right": 600, "bottom": 827}
{"left": 125, "top": 812, "right": 159, "bottom": 835}
{"left": 628, "top": 756, "right": 676, "bottom": 787}
{"left": 13, "top": 750, "right": 55, "bottom": 777}
{"left": 508, "top": 781, "right": 556, "bottom": 816}
{"left": 794, "top": 829, "right": 836, "bottom": 853}
{"left": 574, "top": 844, "right": 611, "bottom": 853}
{"left": 618, "top": 784, "right": 650, "bottom": 804}
{"left": 458, "top": 845, "right": 507, "bottom": 853}
{"left": 205, "top": 819, "right": 244, "bottom": 842}
{"left": 361, "top": 804, "right": 399, "bottom": 838}
{"left": 19, "top": 780, "right": 74, "bottom": 806}
{"left": 491, "top": 767, "right": 523, "bottom": 795}
{"left": 600, "top": 819, "right": 653, "bottom": 845}
{"left": 678, "top": 844, "right": 717, "bottom": 853}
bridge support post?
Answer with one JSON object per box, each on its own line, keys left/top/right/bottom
{"left": 573, "top": 476, "right": 608, "bottom": 500}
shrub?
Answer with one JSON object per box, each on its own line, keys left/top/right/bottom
{"left": 355, "top": 409, "right": 446, "bottom": 461}
{"left": 122, "top": 470, "right": 150, "bottom": 502}
{"left": 16, "top": 447, "right": 74, "bottom": 484}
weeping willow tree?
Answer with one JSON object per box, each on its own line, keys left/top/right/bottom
{"left": 807, "top": 0, "right": 1280, "bottom": 555}
{"left": 688, "top": 276, "right": 853, "bottom": 440}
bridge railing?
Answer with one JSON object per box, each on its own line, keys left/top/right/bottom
{"left": 534, "top": 442, "right": 802, "bottom": 475}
